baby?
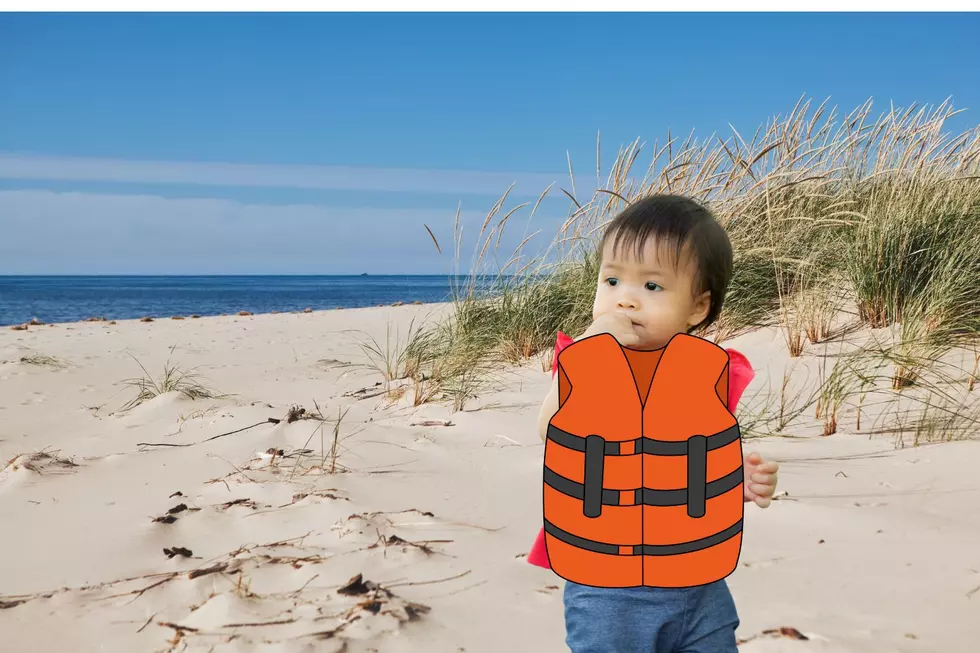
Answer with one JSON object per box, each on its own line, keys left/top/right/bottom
{"left": 532, "top": 194, "right": 779, "bottom": 652}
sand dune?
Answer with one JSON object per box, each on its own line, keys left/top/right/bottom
{"left": 2, "top": 305, "right": 978, "bottom": 652}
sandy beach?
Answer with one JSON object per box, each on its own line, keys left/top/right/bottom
{"left": 2, "top": 304, "right": 978, "bottom": 653}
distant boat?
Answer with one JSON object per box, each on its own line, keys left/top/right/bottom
{"left": 360, "top": 273, "right": 368, "bottom": 276}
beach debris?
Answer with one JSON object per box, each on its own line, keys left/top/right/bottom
{"left": 191, "top": 314, "right": 200, "bottom": 319}
{"left": 29, "top": 317, "right": 44, "bottom": 325}
{"left": 370, "top": 532, "right": 454, "bottom": 557}
{"left": 187, "top": 562, "right": 229, "bottom": 580}
{"left": 2, "top": 450, "right": 79, "bottom": 476}
{"left": 153, "top": 515, "right": 178, "bottom": 524}
{"left": 412, "top": 300, "right": 422, "bottom": 304}
{"left": 343, "top": 382, "right": 387, "bottom": 399}
{"left": 391, "top": 300, "right": 404, "bottom": 306}
{"left": 310, "top": 573, "right": 435, "bottom": 640}
{"left": 337, "top": 573, "right": 431, "bottom": 618}
{"left": 169, "top": 491, "right": 184, "bottom": 498}
{"left": 304, "top": 307, "right": 312, "bottom": 313}
{"left": 19, "top": 353, "right": 68, "bottom": 368}
{"left": 163, "top": 546, "right": 193, "bottom": 559}
{"left": 283, "top": 404, "right": 310, "bottom": 423}
{"left": 737, "top": 626, "right": 810, "bottom": 645}
{"left": 140, "top": 317, "right": 153, "bottom": 323}
{"left": 167, "top": 503, "right": 188, "bottom": 515}
{"left": 0, "top": 599, "right": 27, "bottom": 610}
{"left": 238, "top": 311, "right": 252, "bottom": 316}
{"left": 764, "top": 627, "right": 808, "bottom": 640}
{"left": 108, "top": 321, "right": 116, "bottom": 325}
{"left": 338, "top": 573, "right": 374, "bottom": 596}
{"left": 9, "top": 324, "right": 27, "bottom": 331}
{"left": 409, "top": 418, "right": 454, "bottom": 427}
{"left": 172, "top": 316, "right": 185, "bottom": 320}
{"left": 287, "top": 489, "right": 349, "bottom": 506}
{"left": 217, "top": 497, "right": 257, "bottom": 510}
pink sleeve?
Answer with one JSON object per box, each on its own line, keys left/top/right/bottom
{"left": 552, "top": 330, "right": 575, "bottom": 378}
{"left": 725, "top": 348, "right": 754, "bottom": 410}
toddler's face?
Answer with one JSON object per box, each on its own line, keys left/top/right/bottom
{"left": 592, "top": 236, "right": 710, "bottom": 350}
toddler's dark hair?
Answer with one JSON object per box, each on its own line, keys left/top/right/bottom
{"left": 597, "top": 194, "right": 733, "bottom": 333}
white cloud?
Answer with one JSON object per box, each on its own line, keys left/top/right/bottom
{"left": 0, "top": 190, "right": 559, "bottom": 274}
{"left": 0, "top": 153, "right": 568, "bottom": 197}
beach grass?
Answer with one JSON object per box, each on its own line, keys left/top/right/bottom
{"left": 120, "top": 347, "right": 224, "bottom": 411}
{"left": 407, "top": 95, "right": 980, "bottom": 442}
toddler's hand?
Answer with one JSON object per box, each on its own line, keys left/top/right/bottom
{"left": 743, "top": 451, "right": 779, "bottom": 508}
{"left": 578, "top": 312, "right": 640, "bottom": 347}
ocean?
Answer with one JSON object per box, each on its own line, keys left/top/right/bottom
{"left": 0, "top": 275, "right": 497, "bottom": 326}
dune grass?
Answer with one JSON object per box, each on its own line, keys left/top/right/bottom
{"left": 120, "top": 346, "right": 224, "bottom": 411}
{"left": 379, "top": 95, "right": 980, "bottom": 442}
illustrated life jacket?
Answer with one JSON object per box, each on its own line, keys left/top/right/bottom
{"left": 543, "top": 331, "right": 745, "bottom": 588}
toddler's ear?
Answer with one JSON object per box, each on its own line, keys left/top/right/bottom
{"left": 690, "top": 290, "right": 712, "bottom": 327}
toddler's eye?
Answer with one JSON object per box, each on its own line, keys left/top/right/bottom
{"left": 645, "top": 282, "right": 662, "bottom": 291}
{"left": 605, "top": 277, "right": 618, "bottom": 286}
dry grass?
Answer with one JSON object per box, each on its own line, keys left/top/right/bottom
{"left": 390, "top": 95, "right": 980, "bottom": 438}
{"left": 18, "top": 352, "right": 69, "bottom": 369}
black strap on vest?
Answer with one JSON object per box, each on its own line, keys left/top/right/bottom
{"left": 583, "top": 435, "right": 605, "bottom": 518}
{"left": 544, "top": 466, "right": 743, "bottom": 508}
{"left": 543, "top": 517, "right": 744, "bottom": 557}
{"left": 687, "top": 435, "right": 707, "bottom": 518}
{"left": 547, "top": 423, "right": 740, "bottom": 456}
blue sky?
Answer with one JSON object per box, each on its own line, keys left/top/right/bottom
{"left": 2, "top": 12, "right": 979, "bottom": 274}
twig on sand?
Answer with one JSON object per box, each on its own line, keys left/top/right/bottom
{"left": 157, "top": 621, "right": 199, "bottom": 633}
{"left": 371, "top": 529, "right": 454, "bottom": 557}
{"left": 136, "top": 612, "right": 158, "bottom": 633}
{"left": 136, "top": 418, "right": 277, "bottom": 449}
{"left": 187, "top": 563, "right": 229, "bottom": 579}
{"left": 103, "top": 574, "right": 180, "bottom": 604}
{"left": 384, "top": 569, "right": 472, "bottom": 589}
{"left": 220, "top": 618, "right": 299, "bottom": 628}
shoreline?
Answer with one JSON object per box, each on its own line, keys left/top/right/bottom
{"left": 4, "top": 299, "right": 452, "bottom": 329}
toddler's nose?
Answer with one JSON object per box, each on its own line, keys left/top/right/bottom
{"left": 616, "top": 295, "right": 637, "bottom": 310}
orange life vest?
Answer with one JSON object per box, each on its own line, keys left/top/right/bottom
{"left": 543, "top": 331, "right": 744, "bottom": 588}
